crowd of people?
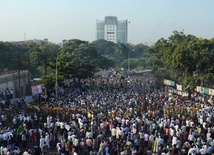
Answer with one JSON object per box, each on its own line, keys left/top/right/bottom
{"left": 0, "top": 69, "right": 214, "bottom": 155}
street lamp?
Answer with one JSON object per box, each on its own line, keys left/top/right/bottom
{"left": 128, "top": 51, "right": 130, "bottom": 71}
{"left": 128, "top": 49, "right": 134, "bottom": 71}
{"left": 55, "top": 57, "right": 58, "bottom": 99}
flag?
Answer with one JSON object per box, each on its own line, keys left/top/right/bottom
{"left": 16, "top": 124, "right": 24, "bottom": 135}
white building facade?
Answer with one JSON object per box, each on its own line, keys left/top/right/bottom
{"left": 96, "top": 16, "right": 128, "bottom": 44}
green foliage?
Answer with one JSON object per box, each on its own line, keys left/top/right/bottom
{"left": 40, "top": 74, "right": 64, "bottom": 90}
{"left": 0, "top": 41, "right": 28, "bottom": 72}
{"left": 0, "top": 39, "right": 151, "bottom": 90}
{"left": 150, "top": 30, "right": 214, "bottom": 89}
{"left": 28, "top": 43, "right": 60, "bottom": 77}
{"left": 93, "top": 39, "right": 116, "bottom": 57}
{"left": 93, "top": 40, "right": 151, "bottom": 70}
{"left": 56, "top": 39, "right": 110, "bottom": 80}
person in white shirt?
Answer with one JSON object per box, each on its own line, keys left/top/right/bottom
{"left": 73, "top": 149, "right": 78, "bottom": 155}
{"left": 79, "top": 120, "right": 84, "bottom": 129}
{"left": 73, "top": 137, "right": 79, "bottom": 148}
{"left": 13, "top": 116, "right": 17, "bottom": 127}
{"left": 203, "top": 122, "right": 207, "bottom": 130}
{"left": 56, "top": 142, "right": 62, "bottom": 154}
{"left": 159, "top": 119, "right": 164, "bottom": 130}
{"left": 188, "top": 131, "right": 195, "bottom": 144}
{"left": 180, "top": 124, "right": 186, "bottom": 132}
{"left": 116, "top": 126, "right": 120, "bottom": 140}
{"left": 199, "top": 145, "right": 207, "bottom": 155}
{"left": 45, "top": 133, "right": 50, "bottom": 149}
{"left": 121, "top": 118, "right": 125, "bottom": 126}
{"left": 86, "top": 131, "right": 93, "bottom": 139}
{"left": 186, "top": 119, "right": 190, "bottom": 128}
{"left": 12, "top": 146, "right": 21, "bottom": 155}
{"left": 0, "top": 146, "right": 3, "bottom": 155}
{"left": 2, "top": 146, "right": 8, "bottom": 155}
{"left": 100, "top": 121, "right": 104, "bottom": 129}
{"left": 206, "top": 130, "right": 212, "bottom": 142}
{"left": 149, "top": 134, "right": 155, "bottom": 148}
{"left": 169, "top": 127, "right": 175, "bottom": 137}
{"left": 97, "top": 140, "right": 104, "bottom": 155}
{"left": 111, "top": 127, "right": 116, "bottom": 139}
{"left": 188, "top": 145, "right": 198, "bottom": 155}
{"left": 174, "top": 124, "right": 179, "bottom": 132}
{"left": 22, "top": 150, "right": 28, "bottom": 155}
{"left": 40, "top": 136, "right": 45, "bottom": 148}
{"left": 46, "top": 116, "right": 51, "bottom": 129}
{"left": 172, "top": 135, "right": 177, "bottom": 147}
{"left": 190, "top": 120, "right": 194, "bottom": 128}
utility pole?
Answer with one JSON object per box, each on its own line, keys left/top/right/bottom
{"left": 18, "top": 54, "right": 21, "bottom": 98}
{"left": 128, "top": 50, "right": 130, "bottom": 71}
{"left": 55, "top": 57, "right": 58, "bottom": 99}
{"left": 27, "top": 53, "right": 31, "bottom": 95}
{"left": 45, "top": 52, "right": 47, "bottom": 76}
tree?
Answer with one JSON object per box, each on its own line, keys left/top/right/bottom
{"left": 92, "top": 40, "right": 151, "bottom": 70}
{"left": 92, "top": 39, "right": 116, "bottom": 57}
{"left": 0, "top": 42, "right": 29, "bottom": 72}
{"left": 57, "top": 39, "right": 110, "bottom": 86}
{"left": 150, "top": 31, "right": 214, "bottom": 90}
{"left": 28, "top": 43, "right": 60, "bottom": 77}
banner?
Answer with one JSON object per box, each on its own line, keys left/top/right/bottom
{"left": 209, "top": 89, "right": 214, "bottom": 95}
{"left": 203, "top": 87, "right": 209, "bottom": 95}
{"left": 196, "top": 86, "right": 214, "bottom": 95}
{"left": 164, "top": 79, "right": 175, "bottom": 87}
{"left": 176, "top": 84, "right": 182, "bottom": 91}
{"left": 31, "top": 84, "right": 43, "bottom": 96}
{"left": 196, "top": 86, "right": 203, "bottom": 93}
{"left": 164, "top": 79, "right": 169, "bottom": 85}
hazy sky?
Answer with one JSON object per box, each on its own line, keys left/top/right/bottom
{"left": 0, "top": 0, "right": 214, "bottom": 44}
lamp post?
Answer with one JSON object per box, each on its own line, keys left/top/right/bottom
{"left": 128, "top": 50, "right": 130, "bottom": 71}
{"left": 18, "top": 54, "right": 21, "bottom": 98}
{"left": 55, "top": 57, "right": 58, "bottom": 99}
{"left": 128, "top": 49, "right": 134, "bottom": 71}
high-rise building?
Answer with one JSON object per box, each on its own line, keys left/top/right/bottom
{"left": 62, "top": 39, "right": 68, "bottom": 45}
{"left": 96, "top": 16, "right": 128, "bottom": 44}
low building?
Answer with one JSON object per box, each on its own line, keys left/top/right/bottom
{"left": 0, "top": 70, "right": 31, "bottom": 100}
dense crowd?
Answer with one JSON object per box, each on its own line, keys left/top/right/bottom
{"left": 0, "top": 69, "right": 214, "bottom": 155}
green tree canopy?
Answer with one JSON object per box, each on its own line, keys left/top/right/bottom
{"left": 0, "top": 41, "right": 28, "bottom": 72}
{"left": 28, "top": 42, "right": 60, "bottom": 77}
{"left": 57, "top": 39, "right": 111, "bottom": 81}
{"left": 150, "top": 31, "right": 214, "bottom": 89}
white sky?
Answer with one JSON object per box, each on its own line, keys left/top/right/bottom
{"left": 0, "top": 0, "right": 214, "bottom": 45}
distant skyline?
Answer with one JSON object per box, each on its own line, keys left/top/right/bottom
{"left": 0, "top": 0, "right": 214, "bottom": 45}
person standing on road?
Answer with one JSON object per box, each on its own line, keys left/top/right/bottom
{"left": 45, "top": 133, "right": 50, "bottom": 149}
{"left": 22, "top": 132, "right": 27, "bottom": 149}
{"left": 41, "top": 142, "right": 49, "bottom": 155}
{"left": 39, "top": 135, "right": 45, "bottom": 148}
